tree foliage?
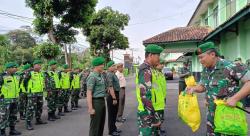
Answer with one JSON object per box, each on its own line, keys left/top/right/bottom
{"left": 7, "top": 30, "right": 36, "bottom": 49}
{"left": 34, "top": 42, "right": 61, "bottom": 60}
{"left": 25, "top": 0, "right": 98, "bottom": 65}
{"left": 82, "top": 7, "right": 130, "bottom": 61}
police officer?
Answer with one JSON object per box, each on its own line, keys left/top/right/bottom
{"left": 71, "top": 67, "right": 81, "bottom": 110}
{"left": 136, "top": 44, "right": 163, "bottom": 136}
{"left": 86, "top": 57, "right": 106, "bottom": 136}
{"left": 58, "top": 64, "right": 72, "bottom": 114}
{"left": 0, "top": 62, "right": 22, "bottom": 136}
{"left": 155, "top": 60, "right": 167, "bottom": 135}
{"left": 44, "top": 60, "right": 61, "bottom": 121}
{"left": 24, "top": 59, "right": 47, "bottom": 130}
{"left": 18, "top": 63, "right": 31, "bottom": 120}
{"left": 106, "top": 61, "right": 121, "bottom": 136}
{"left": 187, "top": 42, "right": 250, "bottom": 136}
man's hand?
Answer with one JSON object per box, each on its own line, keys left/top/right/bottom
{"left": 88, "top": 108, "right": 95, "bottom": 115}
{"left": 113, "top": 99, "right": 117, "bottom": 105}
{"left": 226, "top": 97, "right": 238, "bottom": 107}
{"left": 186, "top": 86, "right": 195, "bottom": 95}
{"left": 152, "top": 121, "right": 161, "bottom": 127}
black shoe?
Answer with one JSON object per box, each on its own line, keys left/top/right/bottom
{"left": 109, "top": 131, "right": 120, "bottom": 136}
{"left": 26, "top": 122, "right": 34, "bottom": 130}
{"left": 9, "top": 127, "right": 21, "bottom": 135}
{"left": 1, "top": 129, "right": 6, "bottom": 136}
{"left": 64, "top": 109, "right": 72, "bottom": 113}
{"left": 58, "top": 112, "right": 65, "bottom": 116}
{"left": 72, "top": 107, "right": 77, "bottom": 110}
{"left": 48, "top": 116, "right": 56, "bottom": 121}
{"left": 20, "top": 116, "right": 25, "bottom": 120}
{"left": 35, "top": 118, "right": 47, "bottom": 125}
{"left": 52, "top": 113, "right": 61, "bottom": 119}
{"left": 116, "top": 129, "right": 122, "bottom": 133}
{"left": 116, "top": 118, "right": 125, "bottom": 123}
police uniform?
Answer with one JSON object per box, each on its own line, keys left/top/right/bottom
{"left": 0, "top": 62, "right": 21, "bottom": 135}
{"left": 24, "top": 59, "right": 47, "bottom": 130}
{"left": 195, "top": 42, "right": 250, "bottom": 136}
{"left": 136, "top": 44, "right": 163, "bottom": 136}
{"left": 44, "top": 60, "right": 61, "bottom": 121}
{"left": 87, "top": 57, "right": 106, "bottom": 136}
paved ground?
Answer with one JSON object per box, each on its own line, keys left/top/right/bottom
{"left": 12, "top": 76, "right": 250, "bottom": 136}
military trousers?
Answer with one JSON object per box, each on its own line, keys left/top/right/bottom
{"left": 46, "top": 90, "right": 59, "bottom": 113}
{"left": 19, "top": 93, "right": 27, "bottom": 116}
{"left": 117, "top": 87, "right": 125, "bottom": 119}
{"left": 26, "top": 93, "right": 43, "bottom": 122}
{"left": 107, "top": 92, "right": 119, "bottom": 134}
{"left": 71, "top": 89, "right": 80, "bottom": 108}
{"left": 0, "top": 99, "right": 18, "bottom": 130}
{"left": 89, "top": 98, "right": 106, "bottom": 136}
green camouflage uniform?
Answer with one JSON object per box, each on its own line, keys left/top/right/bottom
{"left": 137, "top": 61, "right": 160, "bottom": 136}
{"left": 0, "top": 72, "right": 20, "bottom": 130}
{"left": 44, "top": 71, "right": 60, "bottom": 115}
{"left": 199, "top": 59, "right": 250, "bottom": 136}
{"left": 71, "top": 72, "right": 80, "bottom": 109}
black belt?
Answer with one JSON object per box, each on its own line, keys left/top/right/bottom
{"left": 93, "top": 97, "right": 105, "bottom": 100}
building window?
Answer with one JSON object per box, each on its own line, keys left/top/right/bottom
{"left": 213, "top": 6, "right": 218, "bottom": 27}
{"left": 204, "top": 17, "right": 208, "bottom": 26}
{"left": 226, "top": 0, "right": 236, "bottom": 19}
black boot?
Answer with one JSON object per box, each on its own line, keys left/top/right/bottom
{"left": 0, "top": 129, "right": 6, "bottom": 136}
{"left": 52, "top": 111, "right": 60, "bottom": 119}
{"left": 64, "top": 106, "right": 71, "bottom": 113}
{"left": 9, "top": 126, "right": 21, "bottom": 135}
{"left": 71, "top": 105, "right": 77, "bottom": 110}
{"left": 20, "top": 112, "right": 25, "bottom": 120}
{"left": 48, "top": 112, "right": 55, "bottom": 121}
{"left": 35, "top": 118, "right": 47, "bottom": 125}
{"left": 58, "top": 108, "right": 65, "bottom": 116}
{"left": 26, "top": 121, "right": 34, "bottom": 130}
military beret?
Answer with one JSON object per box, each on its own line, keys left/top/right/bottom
{"left": 234, "top": 57, "right": 242, "bottom": 61}
{"left": 33, "top": 59, "right": 42, "bottom": 65}
{"left": 195, "top": 42, "right": 217, "bottom": 55}
{"left": 145, "top": 44, "right": 164, "bottom": 54}
{"left": 63, "top": 64, "right": 69, "bottom": 69}
{"left": 92, "top": 57, "right": 105, "bottom": 67}
{"left": 5, "top": 62, "right": 18, "bottom": 69}
{"left": 22, "top": 64, "right": 31, "bottom": 71}
{"left": 107, "top": 60, "right": 115, "bottom": 68}
{"left": 48, "top": 60, "right": 57, "bottom": 66}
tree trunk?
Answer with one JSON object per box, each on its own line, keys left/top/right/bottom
{"left": 68, "top": 44, "right": 72, "bottom": 68}
{"left": 63, "top": 44, "right": 69, "bottom": 65}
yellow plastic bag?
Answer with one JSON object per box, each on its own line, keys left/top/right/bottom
{"left": 178, "top": 92, "right": 201, "bottom": 132}
{"left": 184, "top": 75, "right": 197, "bottom": 87}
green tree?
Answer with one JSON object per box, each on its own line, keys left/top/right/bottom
{"left": 7, "top": 30, "right": 36, "bottom": 49}
{"left": 82, "top": 7, "right": 130, "bottom": 62}
{"left": 34, "top": 42, "right": 61, "bottom": 60}
{"left": 25, "top": 0, "right": 98, "bottom": 66}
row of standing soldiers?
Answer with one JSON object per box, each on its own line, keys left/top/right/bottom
{"left": 0, "top": 59, "right": 88, "bottom": 136}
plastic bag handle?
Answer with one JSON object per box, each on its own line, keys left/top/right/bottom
{"left": 236, "top": 106, "right": 250, "bottom": 114}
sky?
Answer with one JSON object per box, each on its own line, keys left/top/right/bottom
{"left": 0, "top": 0, "right": 200, "bottom": 63}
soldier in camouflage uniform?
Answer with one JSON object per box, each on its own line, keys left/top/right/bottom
{"left": 71, "top": 67, "right": 81, "bottom": 110}
{"left": 18, "top": 63, "right": 31, "bottom": 120}
{"left": 44, "top": 60, "right": 61, "bottom": 121}
{"left": 136, "top": 44, "right": 163, "bottom": 136}
{"left": 24, "top": 60, "right": 47, "bottom": 130}
{"left": 58, "top": 64, "right": 72, "bottom": 113}
{"left": 187, "top": 42, "right": 250, "bottom": 136}
{"left": 0, "top": 62, "right": 22, "bottom": 136}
